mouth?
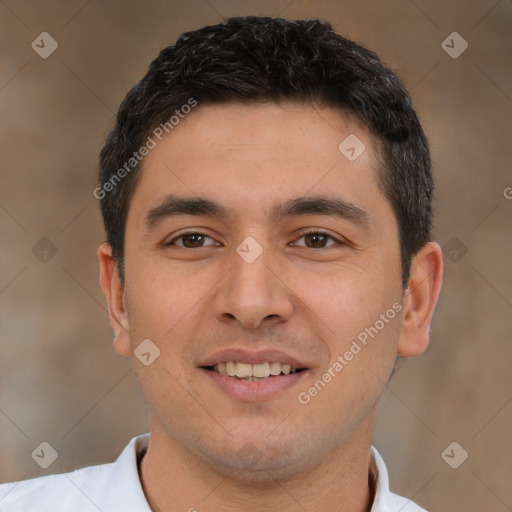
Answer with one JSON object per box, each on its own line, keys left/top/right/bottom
{"left": 202, "top": 361, "right": 307, "bottom": 381}
{"left": 198, "top": 349, "right": 310, "bottom": 401}
{"left": 200, "top": 360, "right": 309, "bottom": 401}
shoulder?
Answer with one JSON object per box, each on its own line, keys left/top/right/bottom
{"left": 0, "top": 463, "right": 114, "bottom": 512}
{"left": 381, "top": 491, "right": 428, "bottom": 512}
{"left": 0, "top": 434, "right": 151, "bottom": 512}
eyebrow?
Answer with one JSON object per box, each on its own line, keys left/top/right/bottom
{"left": 269, "top": 196, "right": 369, "bottom": 228}
{"left": 144, "top": 194, "right": 370, "bottom": 231}
{"left": 145, "top": 196, "right": 229, "bottom": 229}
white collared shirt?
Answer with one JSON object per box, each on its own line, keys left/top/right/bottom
{"left": 0, "top": 434, "right": 426, "bottom": 511}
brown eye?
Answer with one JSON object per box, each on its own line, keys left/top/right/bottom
{"left": 294, "top": 231, "right": 340, "bottom": 249}
{"left": 181, "top": 234, "right": 206, "bottom": 248}
{"left": 304, "top": 232, "right": 329, "bottom": 248}
{"left": 166, "top": 233, "right": 217, "bottom": 248}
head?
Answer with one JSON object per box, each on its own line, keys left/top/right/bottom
{"left": 98, "top": 16, "right": 442, "bottom": 481}
{"left": 98, "top": 16, "right": 433, "bottom": 289}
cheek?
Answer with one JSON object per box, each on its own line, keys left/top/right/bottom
{"left": 125, "top": 257, "right": 204, "bottom": 328}
{"left": 303, "top": 268, "right": 402, "bottom": 393}
{"left": 123, "top": 258, "right": 224, "bottom": 380}
{"left": 300, "top": 269, "right": 396, "bottom": 335}
{"left": 124, "top": 266, "right": 203, "bottom": 417}
{"left": 303, "top": 308, "right": 401, "bottom": 418}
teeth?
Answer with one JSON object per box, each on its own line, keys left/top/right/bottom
{"left": 225, "top": 361, "right": 236, "bottom": 376}
{"left": 269, "top": 362, "right": 282, "bottom": 375}
{"left": 212, "top": 361, "right": 299, "bottom": 378}
{"left": 252, "top": 362, "right": 270, "bottom": 378}
{"left": 235, "top": 362, "right": 252, "bottom": 378}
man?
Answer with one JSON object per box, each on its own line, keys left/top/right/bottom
{"left": 0, "top": 16, "right": 443, "bottom": 511}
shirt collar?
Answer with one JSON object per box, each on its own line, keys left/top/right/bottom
{"left": 113, "top": 435, "right": 421, "bottom": 512}
{"left": 96, "top": 433, "right": 151, "bottom": 511}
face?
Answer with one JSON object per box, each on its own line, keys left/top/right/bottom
{"left": 102, "top": 101, "right": 424, "bottom": 479}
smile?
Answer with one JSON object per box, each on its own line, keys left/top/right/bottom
{"left": 206, "top": 361, "right": 304, "bottom": 381}
{"left": 201, "top": 364, "right": 308, "bottom": 401}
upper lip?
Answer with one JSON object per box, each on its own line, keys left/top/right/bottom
{"left": 199, "top": 348, "right": 309, "bottom": 369}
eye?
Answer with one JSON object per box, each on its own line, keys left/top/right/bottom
{"left": 292, "top": 230, "right": 342, "bottom": 249}
{"left": 165, "top": 232, "right": 219, "bottom": 248}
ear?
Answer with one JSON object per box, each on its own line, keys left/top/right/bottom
{"left": 98, "top": 242, "right": 131, "bottom": 358}
{"left": 397, "top": 241, "right": 443, "bottom": 357}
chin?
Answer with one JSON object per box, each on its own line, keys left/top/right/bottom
{"left": 198, "top": 437, "right": 310, "bottom": 482}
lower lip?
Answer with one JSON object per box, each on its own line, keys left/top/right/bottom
{"left": 201, "top": 368, "right": 308, "bottom": 401}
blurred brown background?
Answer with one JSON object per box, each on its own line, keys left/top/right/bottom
{"left": 0, "top": 1, "right": 511, "bottom": 510}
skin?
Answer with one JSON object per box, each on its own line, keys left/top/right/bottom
{"left": 99, "top": 101, "right": 443, "bottom": 512}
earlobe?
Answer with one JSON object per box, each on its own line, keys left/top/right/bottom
{"left": 397, "top": 241, "right": 443, "bottom": 357}
{"left": 98, "top": 242, "right": 132, "bottom": 358}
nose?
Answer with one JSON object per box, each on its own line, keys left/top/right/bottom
{"left": 212, "top": 242, "right": 294, "bottom": 330}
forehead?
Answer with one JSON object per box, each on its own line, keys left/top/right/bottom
{"left": 127, "top": 101, "right": 388, "bottom": 228}
{"left": 147, "top": 101, "right": 377, "bottom": 168}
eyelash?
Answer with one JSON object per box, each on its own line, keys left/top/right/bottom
{"left": 165, "top": 229, "right": 344, "bottom": 249}
{"left": 165, "top": 232, "right": 214, "bottom": 248}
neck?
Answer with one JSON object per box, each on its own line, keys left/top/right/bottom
{"left": 139, "top": 415, "right": 377, "bottom": 512}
